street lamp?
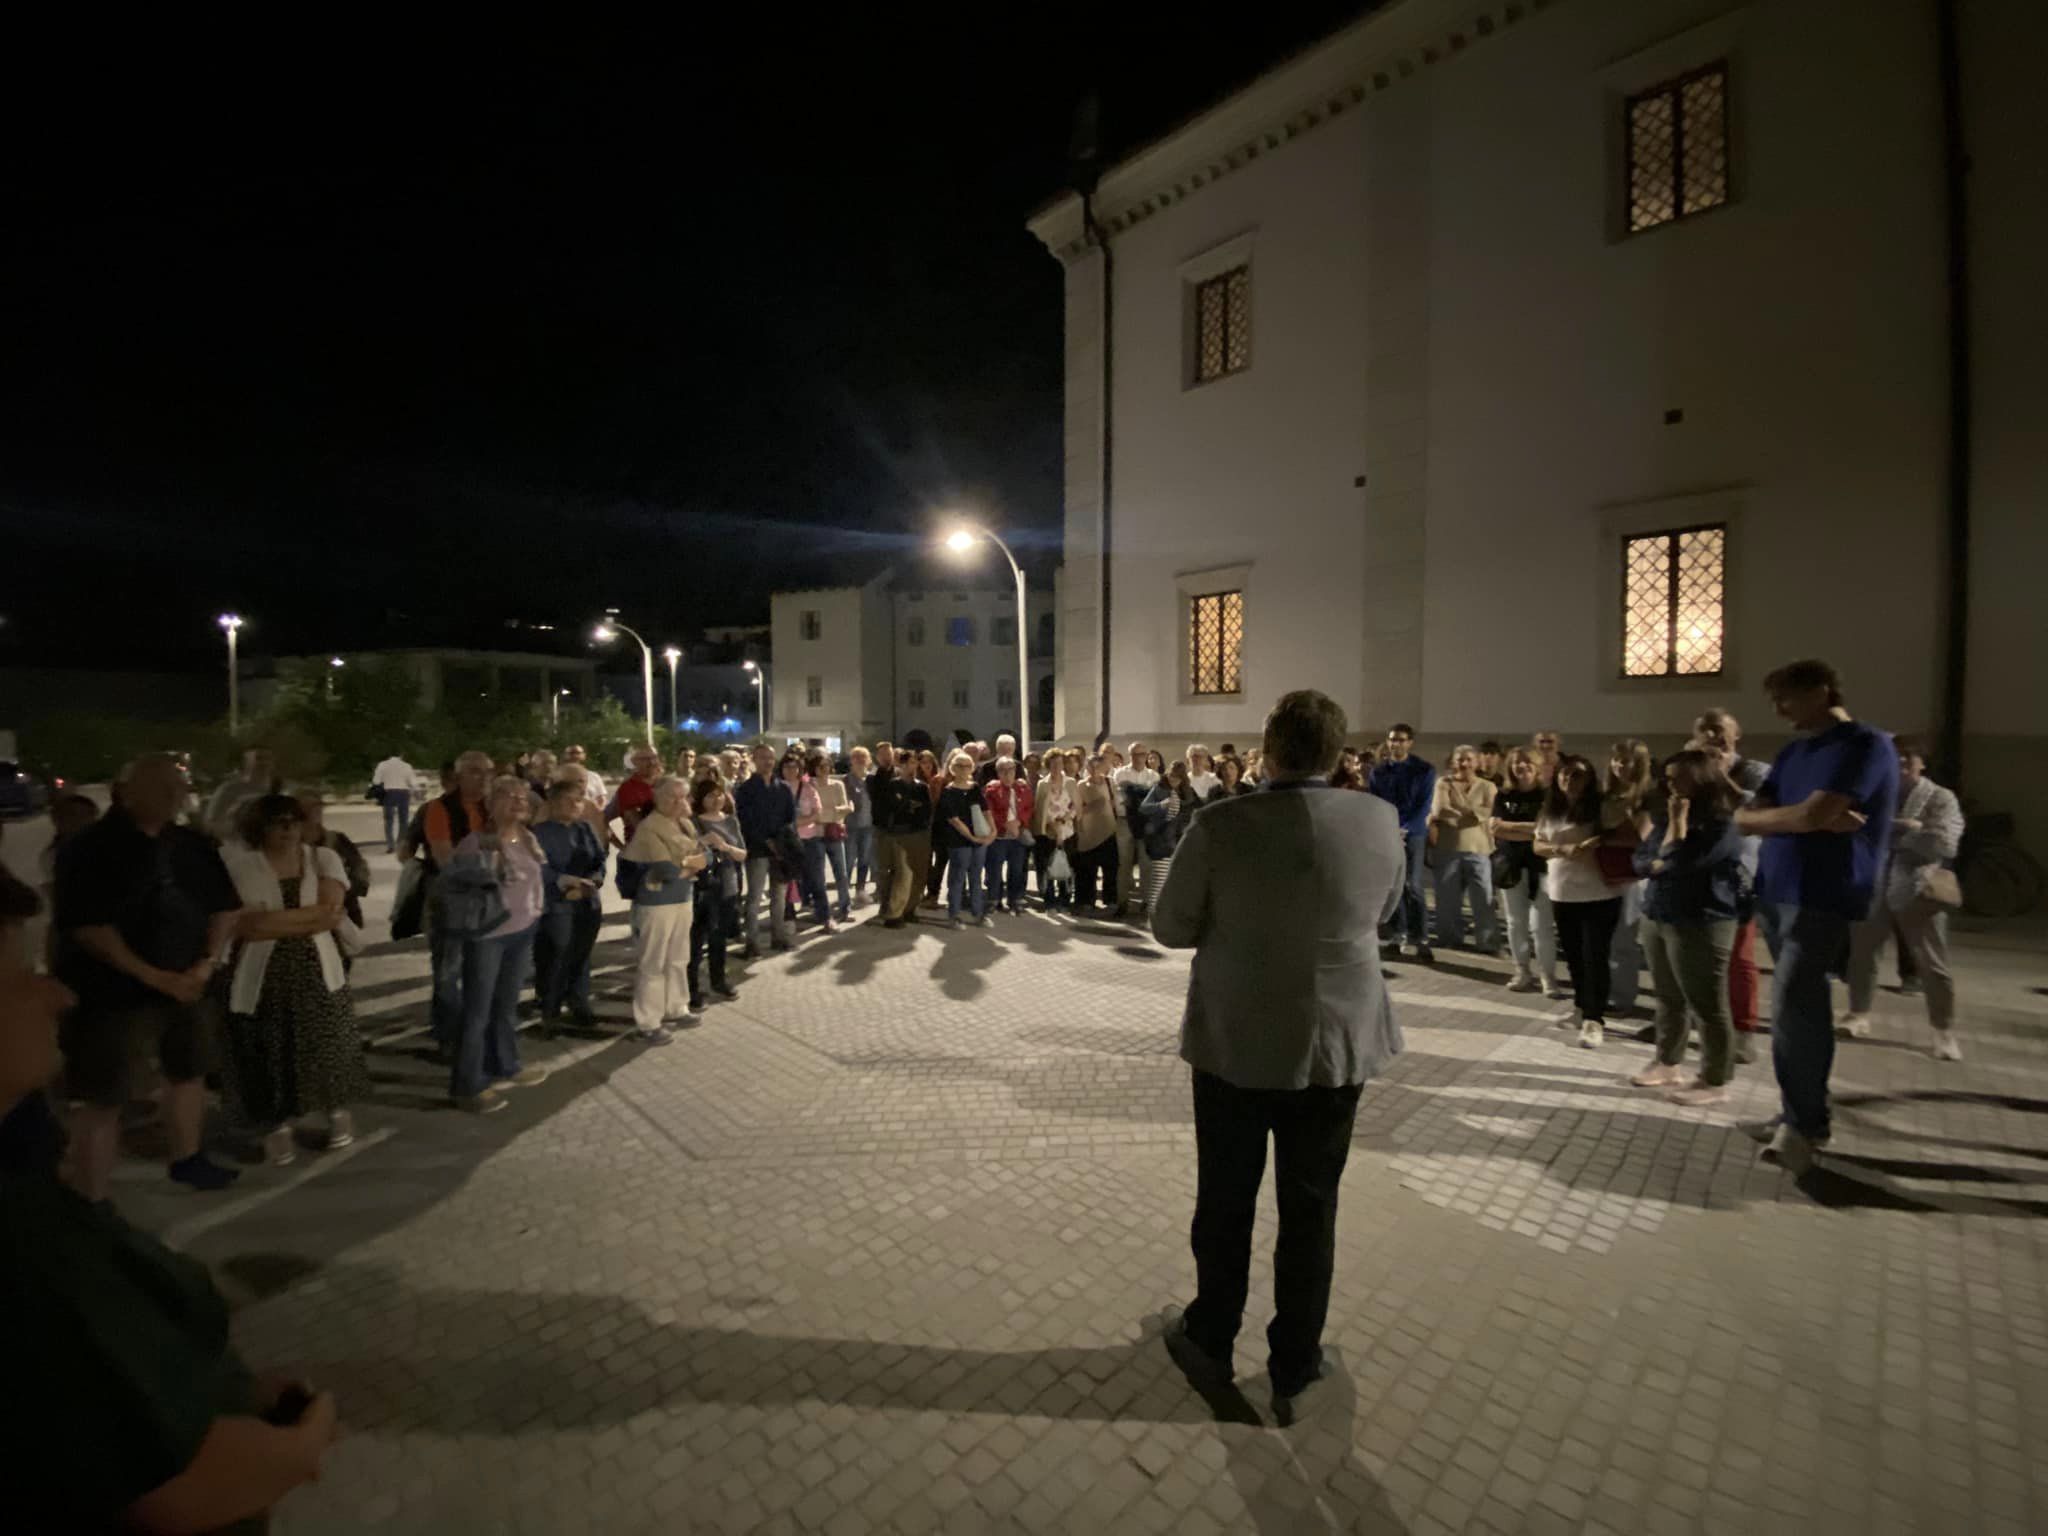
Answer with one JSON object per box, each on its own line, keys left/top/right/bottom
{"left": 593, "top": 614, "right": 656, "bottom": 749}
{"left": 552, "top": 687, "right": 571, "bottom": 728}
{"left": 326, "top": 655, "right": 345, "bottom": 700}
{"left": 663, "top": 646, "right": 681, "bottom": 733}
{"left": 942, "top": 522, "right": 1031, "bottom": 748}
{"left": 743, "top": 659, "right": 767, "bottom": 737}
{"left": 217, "top": 614, "right": 244, "bottom": 736}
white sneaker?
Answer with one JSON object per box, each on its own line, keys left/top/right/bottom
{"left": 1504, "top": 973, "right": 1541, "bottom": 994}
{"left": 1762, "top": 1123, "right": 1818, "bottom": 1175}
{"left": 1542, "top": 981, "right": 1568, "bottom": 1000}
{"left": 1931, "top": 1032, "right": 1963, "bottom": 1062}
{"left": 1629, "top": 1060, "right": 1686, "bottom": 1088}
{"left": 1835, "top": 1012, "right": 1871, "bottom": 1039}
{"left": 1578, "top": 1020, "right": 1604, "bottom": 1050}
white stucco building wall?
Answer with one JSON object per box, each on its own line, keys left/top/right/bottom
{"left": 1030, "top": 0, "right": 2044, "bottom": 855}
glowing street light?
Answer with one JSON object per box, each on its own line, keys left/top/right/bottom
{"left": 593, "top": 614, "right": 656, "bottom": 749}
{"left": 940, "top": 520, "right": 1030, "bottom": 747}
{"left": 552, "top": 686, "right": 571, "bottom": 728}
{"left": 217, "top": 614, "right": 244, "bottom": 736}
{"left": 743, "top": 658, "right": 767, "bottom": 736}
{"left": 663, "top": 646, "right": 682, "bottom": 733}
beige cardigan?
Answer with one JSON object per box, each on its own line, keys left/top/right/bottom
{"left": 1431, "top": 777, "right": 1497, "bottom": 855}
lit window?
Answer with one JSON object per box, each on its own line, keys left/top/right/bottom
{"left": 1626, "top": 64, "right": 1729, "bottom": 234}
{"left": 996, "top": 680, "right": 1015, "bottom": 709}
{"left": 800, "top": 610, "right": 822, "bottom": 641}
{"left": 1188, "top": 591, "right": 1244, "bottom": 696}
{"left": 946, "top": 617, "right": 974, "bottom": 646}
{"left": 907, "top": 680, "right": 925, "bottom": 709}
{"left": 1193, "top": 266, "right": 1250, "bottom": 384}
{"left": 951, "top": 681, "right": 970, "bottom": 709}
{"left": 992, "top": 615, "right": 1016, "bottom": 646}
{"left": 1623, "top": 525, "right": 1726, "bottom": 677}
{"left": 805, "top": 676, "right": 823, "bottom": 708}
{"left": 907, "top": 616, "right": 925, "bottom": 646}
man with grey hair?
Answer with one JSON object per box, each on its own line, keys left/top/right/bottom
{"left": 56, "top": 753, "right": 243, "bottom": 1196}
{"left": 1151, "top": 690, "right": 1405, "bottom": 1426}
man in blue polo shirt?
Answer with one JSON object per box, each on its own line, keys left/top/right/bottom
{"left": 1737, "top": 659, "right": 1897, "bottom": 1175}
{"left": 1368, "top": 723, "right": 1437, "bottom": 963}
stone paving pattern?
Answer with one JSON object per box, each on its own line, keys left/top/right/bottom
{"left": 110, "top": 837, "right": 2048, "bottom": 1535}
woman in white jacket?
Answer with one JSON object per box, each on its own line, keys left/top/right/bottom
{"left": 1843, "top": 736, "right": 1966, "bottom": 1058}
{"left": 220, "top": 794, "right": 369, "bottom": 1165}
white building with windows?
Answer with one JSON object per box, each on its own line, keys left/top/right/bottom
{"left": 1029, "top": 0, "right": 2045, "bottom": 856}
{"left": 769, "top": 572, "right": 1056, "bottom": 751}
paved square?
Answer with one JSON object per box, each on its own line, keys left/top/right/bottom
{"left": 110, "top": 820, "right": 2048, "bottom": 1534}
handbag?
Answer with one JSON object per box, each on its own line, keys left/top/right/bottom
{"left": 824, "top": 821, "right": 848, "bottom": 842}
{"left": 437, "top": 851, "right": 508, "bottom": 938}
{"left": 1594, "top": 843, "right": 1637, "bottom": 886}
{"left": 1918, "top": 865, "right": 1963, "bottom": 910}
{"left": 390, "top": 859, "right": 428, "bottom": 941}
{"left": 1489, "top": 847, "right": 1517, "bottom": 893}
{"left": 367, "top": 782, "right": 386, "bottom": 804}
{"left": 970, "top": 804, "right": 994, "bottom": 842}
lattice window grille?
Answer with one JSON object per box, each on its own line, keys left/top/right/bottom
{"left": 1194, "top": 266, "right": 1251, "bottom": 384}
{"left": 1627, "top": 64, "right": 1729, "bottom": 234}
{"left": 1623, "top": 525, "right": 1725, "bottom": 677}
{"left": 1188, "top": 590, "right": 1245, "bottom": 695}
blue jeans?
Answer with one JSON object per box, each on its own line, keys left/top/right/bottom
{"left": 849, "top": 826, "right": 874, "bottom": 890}
{"left": 1380, "top": 829, "right": 1428, "bottom": 944}
{"left": 797, "top": 838, "right": 833, "bottom": 926}
{"left": 822, "top": 837, "right": 851, "bottom": 918}
{"left": 381, "top": 790, "right": 411, "bottom": 851}
{"left": 1766, "top": 903, "right": 1852, "bottom": 1141}
{"left": 428, "top": 905, "right": 465, "bottom": 1051}
{"left": 993, "top": 840, "right": 1029, "bottom": 909}
{"left": 1432, "top": 851, "right": 1498, "bottom": 949}
{"left": 534, "top": 899, "right": 601, "bottom": 1019}
{"left": 947, "top": 844, "right": 987, "bottom": 920}
{"left": 453, "top": 925, "right": 534, "bottom": 1100}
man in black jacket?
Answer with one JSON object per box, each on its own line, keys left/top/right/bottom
{"left": 870, "top": 742, "right": 933, "bottom": 928}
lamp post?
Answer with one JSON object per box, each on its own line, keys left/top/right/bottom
{"left": 743, "top": 659, "right": 767, "bottom": 737}
{"left": 326, "top": 655, "right": 345, "bottom": 700}
{"left": 553, "top": 687, "right": 571, "bottom": 729}
{"left": 217, "top": 614, "right": 244, "bottom": 736}
{"left": 663, "top": 646, "right": 681, "bottom": 733}
{"left": 593, "top": 614, "right": 656, "bottom": 749}
{"left": 943, "top": 523, "right": 1031, "bottom": 748}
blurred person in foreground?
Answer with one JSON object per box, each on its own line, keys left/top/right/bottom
{"left": 1151, "top": 690, "right": 1405, "bottom": 1427}
{"left": 0, "top": 933, "right": 341, "bottom": 1531}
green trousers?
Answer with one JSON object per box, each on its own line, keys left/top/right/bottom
{"left": 1641, "top": 916, "right": 1737, "bottom": 1085}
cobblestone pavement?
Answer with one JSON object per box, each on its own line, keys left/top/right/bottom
{"left": 103, "top": 820, "right": 2048, "bottom": 1535}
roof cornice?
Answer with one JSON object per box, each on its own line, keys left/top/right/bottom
{"left": 1026, "top": 0, "right": 1556, "bottom": 263}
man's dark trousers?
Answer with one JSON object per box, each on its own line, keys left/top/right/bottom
{"left": 1182, "top": 1068, "right": 1363, "bottom": 1394}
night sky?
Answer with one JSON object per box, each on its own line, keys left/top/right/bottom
{"left": 0, "top": 9, "right": 1371, "bottom": 671}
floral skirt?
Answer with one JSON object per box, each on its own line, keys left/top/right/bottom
{"left": 223, "top": 936, "right": 369, "bottom": 1127}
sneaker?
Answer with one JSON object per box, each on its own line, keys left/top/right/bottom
{"left": 975, "top": 915, "right": 993, "bottom": 928}
{"left": 1272, "top": 1363, "right": 1333, "bottom": 1429}
{"left": 1668, "top": 1080, "right": 1731, "bottom": 1107}
{"left": 1160, "top": 1306, "right": 1233, "bottom": 1390}
{"left": 1898, "top": 976, "right": 1924, "bottom": 998}
{"left": 948, "top": 917, "right": 965, "bottom": 931}
{"left": 168, "top": 1153, "right": 241, "bottom": 1190}
{"left": 263, "top": 1127, "right": 297, "bottom": 1167}
{"left": 454, "top": 1090, "right": 509, "bottom": 1114}
{"left": 497, "top": 1066, "right": 550, "bottom": 1089}
{"left": 1542, "top": 981, "right": 1569, "bottom": 1000}
{"left": 1931, "top": 1032, "right": 1963, "bottom": 1062}
{"left": 1733, "top": 1032, "right": 1758, "bottom": 1065}
{"left": 1411, "top": 945, "right": 1436, "bottom": 964}
{"left": 1835, "top": 1012, "right": 1871, "bottom": 1040}
{"left": 326, "top": 1110, "right": 354, "bottom": 1150}
{"left": 631, "top": 1029, "right": 674, "bottom": 1047}
{"left": 1629, "top": 1061, "right": 1687, "bottom": 1088}
{"left": 669, "top": 1008, "right": 703, "bottom": 1027}
{"left": 1504, "top": 973, "right": 1541, "bottom": 994}
{"left": 1578, "top": 1020, "right": 1604, "bottom": 1050}
{"left": 1761, "top": 1123, "right": 1818, "bottom": 1175}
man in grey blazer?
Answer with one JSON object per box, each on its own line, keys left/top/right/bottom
{"left": 1151, "top": 689, "right": 1405, "bottom": 1425}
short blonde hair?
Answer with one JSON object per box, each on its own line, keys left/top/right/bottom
{"left": 946, "top": 749, "right": 975, "bottom": 774}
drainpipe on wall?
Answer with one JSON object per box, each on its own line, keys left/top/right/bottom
{"left": 1936, "top": 0, "right": 1972, "bottom": 793}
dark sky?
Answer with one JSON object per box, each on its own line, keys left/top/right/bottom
{"left": 0, "top": 8, "right": 1370, "bottom": 671}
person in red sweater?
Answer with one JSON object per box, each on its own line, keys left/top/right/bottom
{"left": 982, "top": 757, "right": 1036, "bottom": 916}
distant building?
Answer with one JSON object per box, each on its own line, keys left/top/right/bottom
{"left": 1027, "top": 0, "right": 2045, "bottom": 852}
{"left": 769, "top": 570, "right": 1056, "bottom": 752}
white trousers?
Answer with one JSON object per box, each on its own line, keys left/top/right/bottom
{"left": 633, "top": 901, "right": 694, "bottom": 1032}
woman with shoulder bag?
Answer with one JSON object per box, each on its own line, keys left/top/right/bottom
{"left": 1842, "top": 736, "right": 1965, "bottom": 1058}
{"left": 620, "top": 776, "right": 710, "bottom": 1044}
{"left": 1138, "top": 761, "right": 1200, "bottom": 914}
{"left": 220, "top": 794, "right": 370, "bottom": 1164}
{"left": 785, "top": 751, "right": 837, "bottom": 936}
{"left": 1535, "top": 756, "right": 1623, "bottom": 1050}
{"left": 447, "top": 777, "right": 552, "bottom": 1113}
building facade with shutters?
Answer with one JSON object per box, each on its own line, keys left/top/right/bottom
{"left": 1028, "top": 0, "right": 2046, "bottom": 856}
{"left": 769, "top": 574, "right": 1057, "bottom": 752}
